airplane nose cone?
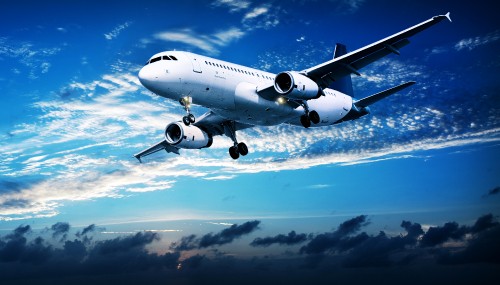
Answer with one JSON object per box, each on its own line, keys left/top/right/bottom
{"left": 138, "top": 66, "right": 156, "bottom": 88}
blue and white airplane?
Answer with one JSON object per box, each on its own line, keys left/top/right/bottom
{"left": 135, "top": 13, "right": 451, "bottom": 161}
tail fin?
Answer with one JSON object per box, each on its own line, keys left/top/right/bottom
{"left": 329, "top": 43, "right": 354, "bottom": 96}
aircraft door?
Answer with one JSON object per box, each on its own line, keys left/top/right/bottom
{"left": 190, "top": 56, "right": 202, "bottom": 73}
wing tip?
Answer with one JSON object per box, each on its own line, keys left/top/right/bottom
{"left": 444, "top": 12, "right": 452, "bottom": 22}
{"left": 133, "top": 154, "right": 142, "bottom": 163}
{"left": 435, "top": 12, "right": 452, "bottom": 22}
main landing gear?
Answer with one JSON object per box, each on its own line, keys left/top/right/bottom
{"left": 300, "top": 101, "right": 320, "bottom": 128}
{"left": 224, "top": 121, "right": 248, "bottom": 160}
{"left": 180, "top": 96, "right": 195, "bottom": 126}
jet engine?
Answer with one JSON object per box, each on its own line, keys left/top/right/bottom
{"left": 165, "top": 122, "right": 213, "bottom": 149}
{"left": 274, "top": 71, "right": 320, "bottom": 100}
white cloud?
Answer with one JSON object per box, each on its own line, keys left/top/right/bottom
{"left": 41, "top": 62, "right": 50, "bottom": 73}
{"left": 203, "top": 175, "right": 237, "bottom": 181}
{"left": 307, "top": 184, "right": 331, "bottom": 189}
{"left": 243, "top": 6, "right": 269, "bottom": 20}
{"left": 241, "top": 4, "right": 280, "bottom": 30}
{"left": 211, "top": 0, "right": 250, "bottom": 12}
{"left": 154, "top": 27, "right": 244, "bottom": 55}
{"left": 454, "top": 30, "right": 500, "bottom": 51}
{"left": 104, "top": 21, "right": 132, "bottom": 40}
{"left": 0, "top": 37, "right": 62, "bottom": 78}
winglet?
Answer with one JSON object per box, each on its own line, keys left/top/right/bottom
{"left": 133, "top": 154, "right": 142, "bottom": 163}
{"left": 444, "top": 12, "right": 452, "bottom": 22}
{"left": 433, "top": 12, "right": 452, "bottom": 23}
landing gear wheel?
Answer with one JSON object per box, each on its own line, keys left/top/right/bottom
{"left": 237, "top": 142, "right": 248, "bottom": 156}
{"left": 309, "top": 110, "right": 320, "bottom": 124}
{"left": 188, "top": 113, "right": 196, "bottom": 123}
{"left": 182, "top": 116, "right": 191, "bottom": 126}
{"left": 300, "top": 114, "right": 311, "bottom": 128}
{"left": 229, "top": 146, "right": 240, "bottom": 159}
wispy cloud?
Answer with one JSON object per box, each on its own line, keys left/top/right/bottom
{"left": 243, "top": 6, "right": 269, "bottom": 20}
{"left": 210, "top": 0, "right": 250, "bottom": 12}
{"left": 0, "top": 37, "right": 62, "bottom": 78}
{"left": 241, "top": 4, "right": 280, "bottom": 30}
{"left": 154, "top": 27, "right": 244, "bottom": 55}
{"left": 150, "top": 2, "right": 281, "bottom": 54}
{"left": 104, "top": 21, "right": 133, "bottom": 40}
{"left": 454, "top": 30, "right": 500, "bottom": 51}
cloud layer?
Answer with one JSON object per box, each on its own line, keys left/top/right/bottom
{"left": 1, "top": 214, "right": 499, "bottom": 284}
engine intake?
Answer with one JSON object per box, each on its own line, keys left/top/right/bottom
{"left": 274, "top": 71, "right": 320, "bottom": 100}
{"left": 165, "top": 122, "right": 213, "bottom": 149}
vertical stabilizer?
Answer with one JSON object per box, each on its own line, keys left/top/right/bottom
{"left": 330, "top": 43, "right": 354, "bottom": 96}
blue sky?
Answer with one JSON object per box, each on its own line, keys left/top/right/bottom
{"left": 1, "top": 0, "right": 499, "bottom": 283}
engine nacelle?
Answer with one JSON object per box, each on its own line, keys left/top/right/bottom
{"left": 274, "top": 71, "right": 320, "bottom": 100}
{"left": 165, "top": 122, "right": 213, "bottom": 149}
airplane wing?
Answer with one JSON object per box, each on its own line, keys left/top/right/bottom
{"left": 133, "top": 111, "right": 253, "bottom": 162}
{"left": 304, "top": 13, "right": 451, "bottom": 88}
{"left": 194, "top": 111, "right": 254, "bottom": 136}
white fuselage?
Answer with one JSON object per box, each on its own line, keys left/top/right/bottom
{"left": 138, "top": 51, "right": 353, "bottom": 127}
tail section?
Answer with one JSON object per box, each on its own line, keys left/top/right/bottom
{"left": 335, "top": 81, "right": 415, "bottom": 124}
{"left": 354, "top": 81, "right": 415, "bottom": 108}
{"left": 329, "top": 43, "right": 354, "bottom": 96}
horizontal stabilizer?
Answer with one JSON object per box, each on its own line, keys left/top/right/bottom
{"left": 134, "top": 140, "right": 179, "bottom": 163}
{"left": 354, "top": 81, "right": 415, "bottom": 108}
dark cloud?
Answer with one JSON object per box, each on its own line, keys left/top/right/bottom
{"left": 250, "top": 230, "right": 308, "bottom": 247}
{"left": 0, "top": 225, "right": 31, "bottom": 262}
{"left": 79, "top": 224, "right": 97, "bottom": 236}
{"left": 95, "top": 231, "right": 159, "bottom": 255}
{"left": 171, "top": 234, "right": 197, "bottom": 251}
{"left": 484, "top": 186, "right": 500, "bottom": 197}
{"left": 1, "top": 216, "right": 500, "bottom": 284}
{"left": 75, "top": 224, "right": 104, "bottom": 244}
{"left": 470, "top": 214, "right": 499, "bottom": 233}
{"left": 171, "top": 221, "right": 261, "bottom": 251}
{"left": 50, "top": 222, "right": 70, "bottom": 241}
{"left": 337, "top": 215, "right": 369, "bottom": 236}
{"left": 299, "top": 215, "right": 368, "bottom": 255}
{"left": 299, "top": 218, "right": 423, "bottom": 268}
{"left": 438, "top": 225, "right": 500, "bottom": 265}
{"left": 199, "top": 220, "right": 260, "bottom": 248}
{"left": 420, "top": 214, "right": 498, "bottom": 248}
{"left": 420, "top": 222, "right": 467, "bottom": 247}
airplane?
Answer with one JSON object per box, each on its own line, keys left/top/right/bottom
{"left": 134, "top": 12, "right": 451, "bottom": 161}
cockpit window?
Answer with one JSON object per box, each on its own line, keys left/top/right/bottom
{"left": 150, "top": 57, "right": 161, "bottom": 64}
{"left": 146, "top": 54, "right": 178, "bottom": 65}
